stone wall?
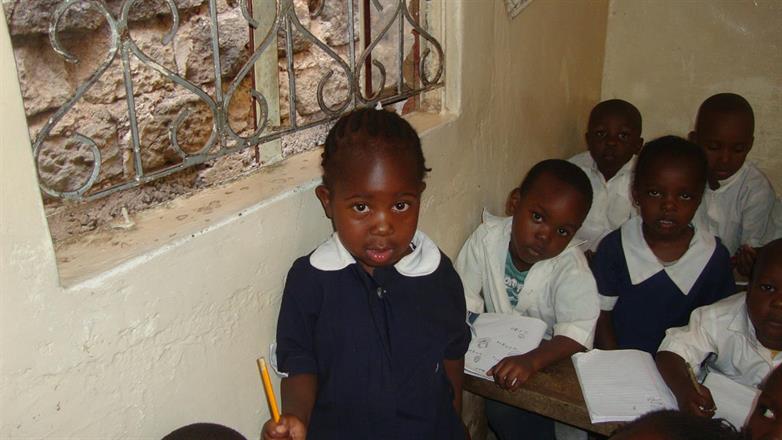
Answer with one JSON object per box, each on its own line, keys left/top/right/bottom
{"left": 5, "top": 0, "right": 419, "bottom": 242}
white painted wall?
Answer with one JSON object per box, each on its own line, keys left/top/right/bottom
{"left": 0, "top": 1, "right": 608, "bottom": 437}
{"left": 602, "top": 0, "right": 782, "bottom": 189}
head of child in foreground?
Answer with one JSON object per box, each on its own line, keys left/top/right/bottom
{"left": 689, "top": 93, "right": 754, "bottom": 187}
{"left": 585, "top": 99, "right": 643, "bottom": 181}
{"left": 745, "top": 365, "right": 782, "bottom": 440}
{"left": 507, "top": 159, "right": 592, "bottom": 271}
{"left": 747, "top": 238, "right": 782, "bottom": 352}
{"left": 632, "top": 136, "right": 708, "bottom": 242}
{"left": 315, "top": 108, "right": 428, "bottom": 274}
{"left": 609, "top": 410, "right": 741, "bottom": 440}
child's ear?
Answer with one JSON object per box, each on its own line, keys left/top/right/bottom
{"left": 418, "top": 181, "right": 427, "bottom": 194}
{"left": 508, "top": 188, "right": 523, "bottom": 213}
{"left": 687, "top": 131, "right": 697, "bottom": 143}
{"left": 315, "top": 184, "right": 333, "bottom": 219}
{"left": 634, "top": 137, "right": 644, "bottom": 154}
{"left": 630, "top": 186, "right": 640, "bottom": 207}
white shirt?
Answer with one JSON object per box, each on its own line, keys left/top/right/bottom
{"left": 455, "top": 210, "right": 599, "bottom": 348}
{"left": 694, "top": 162, "right": 776, "bottom": 255}
{"left": 569, "top": 151, "right": 637, "bottom": 252}
{"left": 658, "top": 293, "right": 782, "bottom": 388}
{"left": 763, "top": 195, "right": 782, "bottom": 243}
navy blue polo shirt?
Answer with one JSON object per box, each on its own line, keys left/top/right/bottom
{"left": 276, "top": 232, "right": 470, "bottom": 440}
{"left": 593, "top": 222, "right": 735, "bottom": 354}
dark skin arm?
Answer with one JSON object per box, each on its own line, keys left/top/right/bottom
{"left": 487, "top": 336, "right": 585, "bottom": 392}
{"left": 261, "top": 374, "right": 317, "bottom": 440}
{"left": 656, "top": 351, "right": 715, "bottom": 418}
{"left": 595, "top": 310, "right": 618, "bottom": 350}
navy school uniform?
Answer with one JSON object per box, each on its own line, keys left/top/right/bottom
{"left": 276, "top": 231, "right": 470, "bottom": 440}
{"left": 593, "top": 217, "right": 735, "bottom": 354}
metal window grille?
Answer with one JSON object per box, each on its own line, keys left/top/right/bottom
{"left": 23, "top": 0, "right": 444, "bottom": 201}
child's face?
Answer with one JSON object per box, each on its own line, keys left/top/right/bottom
{"left": 315, "top": 150, "right": 424, "bottom": 275}
{"left": 746, "top": 368, "right": 782, "bottom": 440}
{"left": 585, "top": 112, "right": 642, "bottom": 180}
{"left": 632, "top": 159, "right": 703, "bottom": 242}
{"left": 508, "top": 173, "right": 588, "bottom": 271}
{"left": 691, "top": 111, "right": 754, "bottom": 185}
{"left": 747, "top": 249, "right": 782, "bottom": 351}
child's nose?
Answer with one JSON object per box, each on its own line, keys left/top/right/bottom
{"left": 535, "top": 225, "right": 550, "bottom": 243}
{"left": 371, "top": 211, "right": 393, "bottom": 236}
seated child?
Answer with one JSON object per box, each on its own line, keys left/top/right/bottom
{"left": 262, "top": 109, "right": 470, "bottom": 440}
{"left": 744, "top": 365, "right": 782, "bottom": 440}
{"left": 593, "top": 136, "right": 735, "bottom": 354}
{"left": 455, "top": 159, "right": 598, "bottom": 440}
{"left": 689, "top": 93, "right": 776, "bottom": 257}
{"left": 570, "top": 99, "right": 643, "bottom": 252}
{"left": 656, "top": 238, "right": 782, "bottom": 417}
{"left": 608, "top": 410, "right": 741, "bottom": 440}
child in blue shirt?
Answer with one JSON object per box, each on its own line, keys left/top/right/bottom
{"left": 593, "top": 136, "right": 735, "bottom": 354}
{"left": 262, "top": 109, "right": 470, "bottom": 440}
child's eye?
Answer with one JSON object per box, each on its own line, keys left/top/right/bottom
{"left": 531, "top": 212, "right": 543, "bottom": 222}
{"left": 392, "top": 202, "right": 410, "bottom": 212}
{"left": 759, "top": 284, "right": 777, "bottom": 293}
{"left": 557, "top": 228, "right": 570, "bottom": 237}
{"left": 733, "top": 145, "right": 748, "bottom": 153}
{"left": 618, "top": 132, "right": 630, "bottom": 141}
{"left": 352, "top": 203, "right": 369, "bottom": 213}
{"left": 647, "top": 190, "right": 661, "bottom": 197}
{"left": 680, "top": 193, "right": 693, "bottom": 201}
{"left": 592, "top": 130, "right": 607, "bottom": 138}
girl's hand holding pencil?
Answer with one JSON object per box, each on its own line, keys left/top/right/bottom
{"left": 258, "top": 357, "right": 307, "bottom": 440}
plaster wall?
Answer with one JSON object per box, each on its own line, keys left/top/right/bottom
{"left": 0, "top": 0, "right": 608, "bottom": 437}
{"left": 602, "top": 0, "right": 782, "bottom": 189}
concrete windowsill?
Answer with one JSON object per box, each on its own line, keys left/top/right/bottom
{"left": 55, "top": 111, "right": 457, "bottom": 287}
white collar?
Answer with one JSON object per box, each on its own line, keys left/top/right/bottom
{"left": 621, "top": 216, "right": 716, "bottom": 295}
{"left": 309, "top": 230, "right": 441, "bottom": 277}
{"left": 727, "top": 294, "right": 768, "bottom": 354}
{"left": 711, "top": 162, "right": 749, "bottom": 194}
{"left": 587, "top": 154, "right": 637, "bottom": 185}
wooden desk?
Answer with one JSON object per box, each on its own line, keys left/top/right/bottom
{"left": 463, "top": 358, "right": 622, "bottom": 437}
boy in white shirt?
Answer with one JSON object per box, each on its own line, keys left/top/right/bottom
{"left": 569, "top": 99, "right": 643, "bottom": 252}
{"left": 656, "top": 238, "right": 782, "bottom": 418}
{"left": 456, "top": 159, "right": 599, "bottom": 440}
{"left": 689, "top": 93, "right": 776, "bottom": 258}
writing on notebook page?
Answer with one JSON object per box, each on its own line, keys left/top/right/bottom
{"left": 464, "top": 313, "right": 547, "bottom": 378}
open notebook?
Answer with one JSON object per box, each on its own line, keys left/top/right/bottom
{"left": 572, "top": 349, "right": 678, "bottom": 423}
{"left": 704, "top": 371, "right": 760, "bottom": 428}
{"left": 464, "top": 313, "right": 547, "bottom": 379}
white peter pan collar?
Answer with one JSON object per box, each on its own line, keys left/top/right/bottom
{"left": 621, "top": 216, "right": 716, "bottom": 295}
{"left": 309, "top": 230, "right": 441, "bottom": 277}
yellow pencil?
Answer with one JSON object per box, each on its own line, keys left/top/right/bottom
{"left": 257, "top": 357, "right": 281, "bottom": 423}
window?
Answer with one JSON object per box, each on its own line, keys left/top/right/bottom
{"left": 3, "top": 0, "right": 444, "bottom": 241}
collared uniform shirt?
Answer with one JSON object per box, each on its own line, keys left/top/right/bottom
{"left": 694, "top": 161, "right": 776, "bottom": 255}
{"left": 659, "top": 292, "right": 782, "bottom": 387}
{"left": 276, "top": 231, "right": 470, "bottom": 440}
{"left": 593, "top": 216, "right": 735, "bottom": 354}
{"left": 763, "top": 195, "right": 782, "bottom": 243}
{"left": 455, "top": 211, "right": 599, "bottom": 349}
{"left": 569, "top": 151, "right": 637, "bottom": 251}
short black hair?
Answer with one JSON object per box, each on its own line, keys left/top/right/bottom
{"left": 162, "top": 423, "right": 246, "bottom": 440}
{"left": 589, "top": 99, "right": 643, "bottom": 133}
{"left": 634, "top": 135, "right": 708, "bottom": 189}
{"left": 321, "top": 108, "right": 429, "bottom": 187}
{"left": 695, "top": 93, "right": 755, "bottom": 133}
{"left": 612, "top": 410, "right": 741, "bottom": 440}
{"left": 518, "top": 159, "right": 593, "bottom": 210}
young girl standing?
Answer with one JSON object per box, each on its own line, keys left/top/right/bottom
{"left": 593, "top": 136, "right": 735, "bottom": 354}
{"left": 262, "top": 109, "right": 470, "bottom": 440}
